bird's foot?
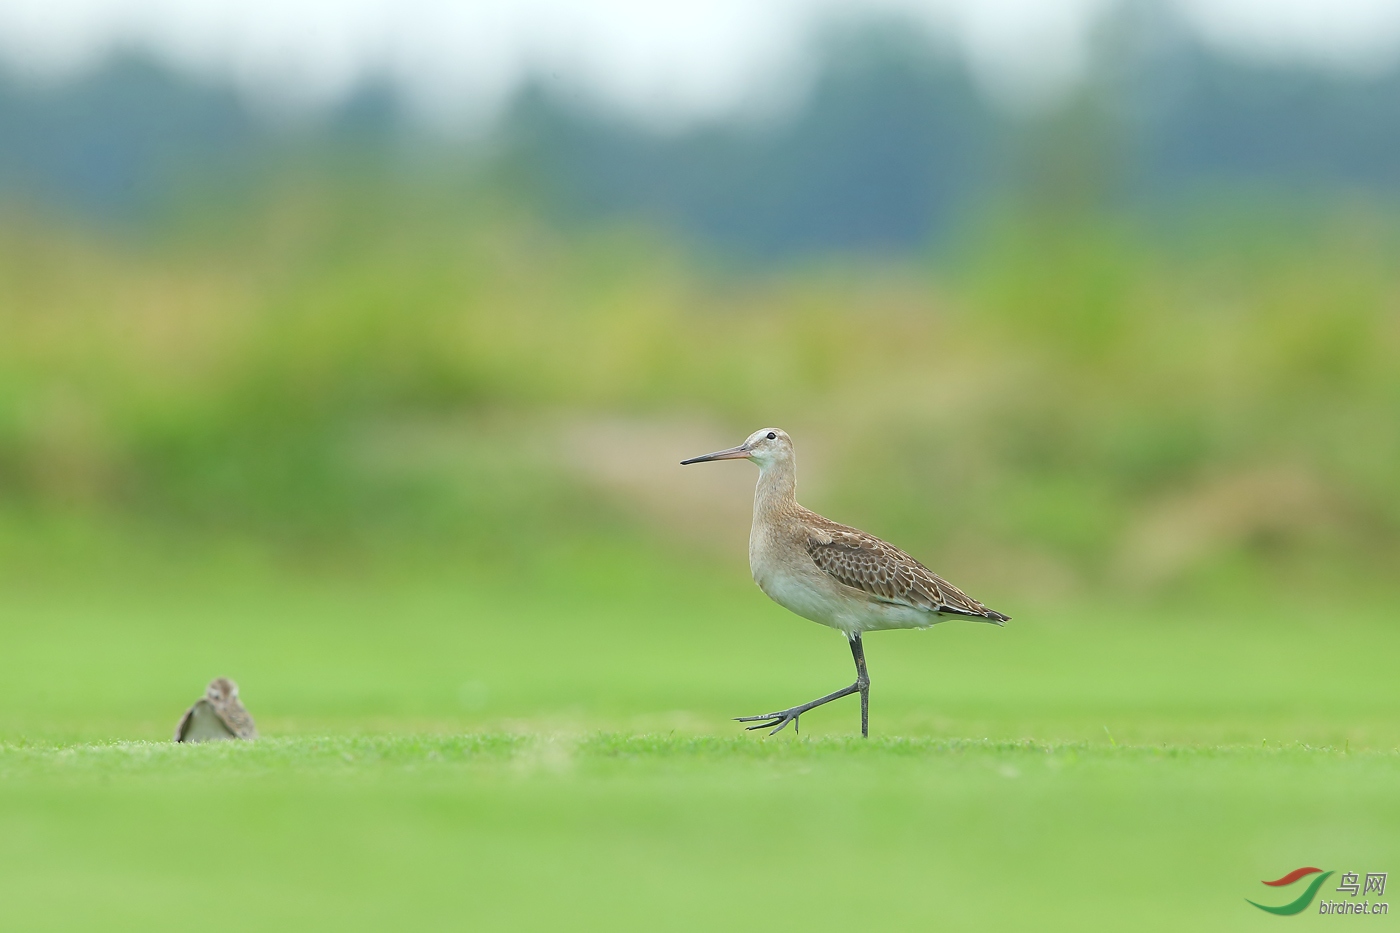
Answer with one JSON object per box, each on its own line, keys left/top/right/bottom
{"left": 735, "top": 708, "right": 803, "bottom": 736}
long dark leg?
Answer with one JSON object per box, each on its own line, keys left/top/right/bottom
{"left": 851, "top": 633, "right": 870, "bottom": 739}
{"left": 736, "top": 632, "right": 872, "bottom": 737}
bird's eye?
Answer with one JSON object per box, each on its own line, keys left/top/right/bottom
{"left": 766, "top": 432, "right": 776, "bottom": 440}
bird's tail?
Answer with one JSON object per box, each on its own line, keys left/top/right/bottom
{"left": 939, "top": 606, "right": 1010, "bottom": 625}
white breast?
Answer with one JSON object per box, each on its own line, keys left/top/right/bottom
{"left": 182, "top": 700, "right": 236, "bottom": 742}
{"left": 756, "top": 564, "right": 848, "bottom": 628}
{"left": 749, "top": 523, "right": 831, "bottom": 622}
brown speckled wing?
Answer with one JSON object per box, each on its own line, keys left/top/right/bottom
{"left": 212, "top": 699, "right": 258, "bottom": 739}
{"left": 805, "top": 521, "right": 1008, "bottom": 623}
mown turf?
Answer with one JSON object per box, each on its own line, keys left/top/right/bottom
{"left": 2, "top": 541, "right": 1398, "bottom": 930}
{"left": 2, "top": 734, "right": 1397, "bottom": 931}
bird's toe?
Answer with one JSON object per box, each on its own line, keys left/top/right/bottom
{"left": 736, "top": 710, "right": 799, "bottom": 736}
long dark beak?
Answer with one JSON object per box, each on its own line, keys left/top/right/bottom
{"left": 681, "top": 445, "right": 750, "bottom": 465}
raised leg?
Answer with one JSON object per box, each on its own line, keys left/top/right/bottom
{"left": 736, "top": 633, "right": 872, "bottom": 737}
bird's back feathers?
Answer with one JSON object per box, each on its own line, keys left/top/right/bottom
{"left": 803, "top": 513, "right": 1009, "bottom": 624}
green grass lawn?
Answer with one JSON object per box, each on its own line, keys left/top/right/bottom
{"left": 1, "top": 536, "right": 1398, "bottom": 930}
{"left": 2, "top": 736, "right": 1396, "bottom": 931}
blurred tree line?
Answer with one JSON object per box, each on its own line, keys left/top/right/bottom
{"left": 2, "top": 179, "right": 1396, "bottom": 596}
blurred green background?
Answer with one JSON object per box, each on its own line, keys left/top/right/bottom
{"left": 1, "top": 4, "right": 1398, "bottom": 930}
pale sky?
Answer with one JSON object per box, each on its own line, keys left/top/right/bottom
{"left": 0, "top": 0, "right": 1398, "bottom": 127}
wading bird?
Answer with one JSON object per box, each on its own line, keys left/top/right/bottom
{"left": 682, "top": 428, "right": 1007, "bottom": 737}
{"left": 174, "top": 677, "right": 258, "bottom": 742}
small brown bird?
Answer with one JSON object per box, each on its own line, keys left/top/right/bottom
{"left": 682, "top": 428, "right": 1008, "bottom": 737}
{"left": 173, "top": 677, "right": 258, "bottom": 742}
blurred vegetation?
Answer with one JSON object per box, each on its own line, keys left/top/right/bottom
{"left": 1, "top": 168, "right": 1397, "bottom": 599}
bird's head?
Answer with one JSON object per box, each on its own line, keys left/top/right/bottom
{"left": 206, "top": 677, "right": 239, "bottom": 702}
{"left": 681, "top": 427, "right": 793, "bottom": 472}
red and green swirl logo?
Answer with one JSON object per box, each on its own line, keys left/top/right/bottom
{"left": 1248, "top": 868, "right": 1333, "bottom": 915}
